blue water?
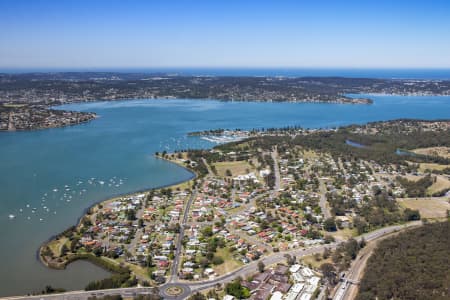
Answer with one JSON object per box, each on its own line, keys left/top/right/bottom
{"left": 345, "top": 140, "right": 367, "bottom": 149}
{"left": 0, "top": 94, "right": 450, "bottom": 296}
{"left": 3, "top": 68, "right": 450, "bottom": 79}
{"left": 396, "top": 149, "right": 418, "bottom": 157}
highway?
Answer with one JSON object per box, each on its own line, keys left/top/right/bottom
{"left": 333, "top": 221, "right": 422, "bottom": 300}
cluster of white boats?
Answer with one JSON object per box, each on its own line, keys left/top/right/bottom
{"left": 8, "top": 176, "right": 128, "bottom": 222}
{"left": 200, "top": 134, "right": 248, "bottom": 144}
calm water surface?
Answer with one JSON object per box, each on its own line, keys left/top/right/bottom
{"left": 0, "top": 94, "right": 449, "bottom": 296}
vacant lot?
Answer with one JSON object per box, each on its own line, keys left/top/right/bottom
{"left": 328, "top": 227, "right": 357, "bottom": 241}
{"left": 302, "top": 149, "right": 319, "bottom": 159}
{"left": 212, "top": 247, "right": 243, "bottom": 276}
{"left": 301, "top": 253, "right": 332, "bottom": 269}
{"left": 412, "top": 146, "right": 450, "bottom": 158}
{"left": 427, "top": 175, "right": 450, "bottom": 195}
{"left": 214, "top": 160, "right": 254, "bottom": 177}
{"left": 418, "top": 162, "right": 450, "bottom": 173}
{"left": 398, "top": 197, "right": 450, "bottom": 219}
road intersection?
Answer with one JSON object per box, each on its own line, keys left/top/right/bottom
{"left": 2, "top": 221, "right": 421, "bottom": 300}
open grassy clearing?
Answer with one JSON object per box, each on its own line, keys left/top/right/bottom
{"left": 301, "top": 149, "right": 319, "bottom": 159}
{"left": 127, "top": 263, "right": 150, "bottom": 279}
{"left": 212, "top": 247, "right": 243, "bottom": 275}
{"left": 213, "top": 160, "right": 254, "bottom": 177}
{"left": 412, "top": 147, "right": 450, "bottom": 159}
{"left": 169, "top": 179, "right": 195, "bottom": 192}
{"left": 3, "top": 103, "right": 26, "bottom": 108}
{"left": 301, "top": 253, "right": 332, "bottom": 269}
{"left": 398, "top": 197, "right": 450, "bottom": 219}
{"left": 47, "top": 237, "right": 68, "bottom": 256}
{"left": 328, "top": 228, "right": 357, "bottom": 240}
{"left": 427, "top": 175, "right": 450, "bottom": 195}
{"left": 418, "top": 162, "right": 450, "bottom": 173}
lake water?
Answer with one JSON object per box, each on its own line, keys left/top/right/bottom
{"left": 0, "top": 94, "right": 450, "bottom": 296}
{"left": 345, "top": 140, "right": 367, "bottom": 149}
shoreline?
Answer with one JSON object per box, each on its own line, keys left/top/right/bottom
{"left": 7, "top": 92, "right": 450, "bottom": 133}
{"left": 0, "top": 113, "right": 98, "bottom": 132}
{"left": 38, "top": 155, "right": 196, "bottom": 271}
{"left": 349, "top": 92, "right": 450, "bottom": 97}
{"left": 2, "top": 96, "right": 373, "bottom": 133}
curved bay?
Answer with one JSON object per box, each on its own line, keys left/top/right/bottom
{"left": 0, "top": 95, "right": 449, "bottom": 296}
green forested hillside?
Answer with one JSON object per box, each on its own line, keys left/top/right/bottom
{"left": 357, "top": 221, "right": 450, "bottom": 300}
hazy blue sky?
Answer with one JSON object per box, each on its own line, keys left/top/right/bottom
{"left": 1, "top": 0, "right": 450, "bottom": 69}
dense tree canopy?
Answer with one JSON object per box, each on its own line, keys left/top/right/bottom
{"left": 357, "top": 221, "right": 450, "bottom": 300}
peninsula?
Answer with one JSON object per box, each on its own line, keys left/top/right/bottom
{"left": 38, "top": 119, "right": 450, "bottom": 300}
{"left": 2, "top": 72, "right": 450, "bottom": 131}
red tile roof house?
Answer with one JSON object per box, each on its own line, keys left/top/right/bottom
{"left": 158, "top": 260, "right": 170, "bottom": 269}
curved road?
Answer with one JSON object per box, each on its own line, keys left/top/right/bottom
{"left": 1, "top": 222, "right": 421, "bottom": 300}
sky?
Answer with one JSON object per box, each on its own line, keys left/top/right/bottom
{"left": 1, "top": 0, "right": 450, "bottom": 70}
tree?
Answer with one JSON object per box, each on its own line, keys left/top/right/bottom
{"left": 201, "top": 226, "right": 213, "bottom": 237}
{"left": 212, "top": 255, "right": 224, "bottom": 265}
{"left": 324, "top": 235, "right": 335, "bottom": 244}
{"left": 403, "top": 208, "right": 421, "bottom": 221}
{"left": 323, "top": 248, "right": 332, "bottom": 259}
{"left": 126, "top": 209, "right": 136, "bottom": 221}
{"left": 353, "top": 217, "right": 368, "bottom": 235}
{"left": 135, "top": 293, "right": 162, "bottom": 300}
{"left": 356, "top": 221, "right": 449, "bottom": 300}
{"left": 60, "top": 244, "right": 69, "bottom": 256}
{"left": 199, "top": 257, "right": 209, "bottom": 268}
{"left": 42, "top": 285, "right": 66, "bottom": 294}
{"left": 188, "top": 292, "right": 206, "bottom": 300}
{"left": 225, "top": 280, "right": 250, "bottom": 299}
{"left": 359, "top": 237, "right": 366, "bottom": 249}
{"left": 257, "top": 261, "right": 265, "bottom": 273}
{"left": 284, "top": 254, "right": 296, "bottom": 266}
{"left": 320, "top": 263, "right": 337, "bottom": 285}
{"left": 344, "top": 238, "right": 360, "bottom": 259}
{"left": 146, "top": 254, "right": 153, "bottom": 268}
{"left": 323, "top": 217, "right": 337, "bottom": 232}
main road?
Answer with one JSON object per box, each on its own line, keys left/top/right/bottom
{"left": 333, "top": 221, "right": 422, "bottom": 300}
{"left": 189, "top": 220, "right": 421, "bottom": 293}
{"left": 1, "top": 222, "right": 421, "bottom": 300}
{"left": 170, "top": 187, "right": 197, "bottom": 283}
